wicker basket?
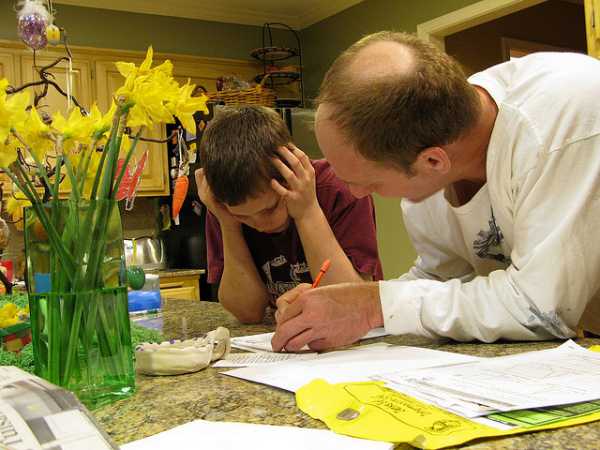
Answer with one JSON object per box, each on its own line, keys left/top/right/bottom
{"left": 207, "top": 74, "right": 276, "bottom": 107}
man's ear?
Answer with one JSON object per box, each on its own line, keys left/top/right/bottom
{"left": 414, "top": 147, "right": 451, "bottom": 175}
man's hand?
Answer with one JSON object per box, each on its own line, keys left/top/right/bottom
{"left": 274, "top": 283, "right": 312, "bottom": 324}
{"left": 195, "top": 168, "right": 239, "bottom": 229}
{"left": 270, "top": 144, "right": 320, "bottom": 221}
{"left": 271, "top": 282, "right": 384, "bottom": 352}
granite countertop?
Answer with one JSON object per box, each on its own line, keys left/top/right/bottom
{"left": 155, "top": 268, "right": 205, "bottom": 277}
{"left": 93, "top": 300, "right": 600, "bottom": 449}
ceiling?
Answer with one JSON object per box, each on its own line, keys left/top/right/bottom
{"left": 53, "top": 0, "right": 365, "bottom": 30}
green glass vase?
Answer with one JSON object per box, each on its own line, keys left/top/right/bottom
{"left": 24, "top": 199, "right": 135, "bottom": 409}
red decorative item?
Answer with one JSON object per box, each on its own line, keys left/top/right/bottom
{"left": 115, "top": 151, "right": 148, "bottom": 203}
{"left": 0, "top": 260, "right": 14, "bottom": 282}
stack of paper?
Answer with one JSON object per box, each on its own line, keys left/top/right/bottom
{"left": 224, "top": 344, "right": 479, "bottom": 392}
{"left": 121, "top": 419, "right": 394, "bottom": 450}
{"left": 376, "top": 340, "right": 600, "bottom": 419}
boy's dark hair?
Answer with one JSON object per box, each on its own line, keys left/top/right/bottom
{"left": 200, "top": 105, "right": 291, "bottom": 205}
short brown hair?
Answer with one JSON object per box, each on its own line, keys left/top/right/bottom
{"left": 200, "top": 105, "right": 291, "bottom": 205}
{"left": 317, "top": 31, "right": 480, "bottom": 172}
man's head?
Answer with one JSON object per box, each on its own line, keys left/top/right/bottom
{"left": 315, "top": 31, "right": 482, "bottom": 201}
{"left": 201, "top": 105, "right": 291, "bottom": 233}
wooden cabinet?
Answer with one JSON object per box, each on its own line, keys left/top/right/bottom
{"left": 0, "top": 51, "right": 17, "bottom": 82}
{"left": 0, "top": 51, "right": 18, "bottom": 193}
{"left": 585, "top": 0, "right": 600, "bottom": 58}
{"left": 21, "top": 53, "right": 92, "bottom": 117}
{"left": 159, "top": 269, "right": 204, "bottom": 301}
{"left": 0, "top": 41, "right": 260, "bottom": 199}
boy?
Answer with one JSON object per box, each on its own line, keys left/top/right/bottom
{"left": 196, "top": 106, "right": 382, "bottom": 323}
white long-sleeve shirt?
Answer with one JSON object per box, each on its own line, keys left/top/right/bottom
{"left": 379, "top": 52, "right": 600, "bottom": 342}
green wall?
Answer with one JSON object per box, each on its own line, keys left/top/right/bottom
{"left": 300, "top": 0, "right": 482, "bottom": 278}
{"left": 0, "top": 2, "right": 294, "bottom": 60}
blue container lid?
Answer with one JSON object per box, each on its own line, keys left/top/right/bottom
{"left": 127, "top": 290, "right": 161, "bottom": 313}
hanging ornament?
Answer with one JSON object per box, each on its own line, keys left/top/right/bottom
{"left": 16, "top": 0, "right": 51, "bottom": 50}
{"left": 45, "top": 23, "right": 61, "bottom": 45}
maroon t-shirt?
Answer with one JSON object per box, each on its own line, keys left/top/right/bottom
{"left": 205, "top": 159, "right": 383, "bottom": 303}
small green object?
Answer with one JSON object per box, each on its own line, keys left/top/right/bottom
{"left": 127, "top": 266, "right": 146, "bottom": 290}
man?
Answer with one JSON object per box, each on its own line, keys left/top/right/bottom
{"left": 272, "top": 31, "right": 600, "bottom": 352}
{"left": 196, "top": 106, "right": 382, "bottom": 323}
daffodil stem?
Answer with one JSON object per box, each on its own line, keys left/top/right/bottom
{"left": 77, "top": 140, "right": 97, "bottom": 194}
{"left": 90, "top": 114, "right": 119, "bottom": 201}
{"left": 12, "top": 130, "right": 53, "bottom": 194}
{"left": 62, "top": 155, "right": 80, "bottom": 203}
{"left": 6, "top": 165, "right": 76, "bottom": 280}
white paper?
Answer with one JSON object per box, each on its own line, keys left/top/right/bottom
{"left": 224, "top": 344, "right": 479, "bottom": 392}
{"left": 213, "top": 352, "right": 318, "bottom": 368}
{"left": 379, "top": 340, "right": 600, "bottom": 417}
{"left": 121, "top": 419, "right": 393, "bottom": 450}
{"left": 230, "top": 327, "right": 389, "bottom": 353}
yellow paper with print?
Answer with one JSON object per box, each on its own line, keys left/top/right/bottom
{"left": 296, "top": 379, "right": 600, "bottom": 449}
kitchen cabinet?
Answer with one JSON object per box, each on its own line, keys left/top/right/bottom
{"left": 585, "top": 0, "right": 600, "bottom": 58}
{"left": 0, "top": 51, "right": 17, "bottom": 194}
{"left": 0, "top": 40, "right": 260, "bottom": 199}
{"left": 158, "top": 269, "right": 204, "bottom": 301}
{"left": 20, "top": 53, "right": 92, "bottom": 118}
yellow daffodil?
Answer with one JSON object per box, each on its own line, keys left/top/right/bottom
{"left": 21, "top": 107, "right": 54, "bottom": 161}
{"left": 51, "top": 108, "right": 95, "bottom": 151}
{"left": 0, "top": 135, "right": 19, "bottom": 168}
{"left": 5, "top": 196, "right": 32, "bottom": 231}
{"left": 114, "top": 47, "right": 205, "bottom": 129}
{"left": 91, "top": 102, "right": 116, "bottom": 140}
{"left": 165, "top": 80, "right": 208, "bottom": 131}
{"left": 119, "top": 134, "right": 131, "bottom": 153}
{"left": 0, "top": 79, "right": 29, "bottom": 143}
{"left": 64, "top": 147, "right": 102, "bottom": 197}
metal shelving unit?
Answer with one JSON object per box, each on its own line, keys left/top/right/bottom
{"left": 251, "top": 23, "right": 304, "bottom": 108}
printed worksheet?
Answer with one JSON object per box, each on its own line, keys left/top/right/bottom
{"left": 224, "top": 344, "right": 479, "bottom": 392}
{"left": 213, "top": 352, "right": 318, "bottom": 368}
{"left": 230, "top": 327, "right": 389, "bottom": 353}
{"left": 377, "top": 340, "right": 600, "bottom": 416}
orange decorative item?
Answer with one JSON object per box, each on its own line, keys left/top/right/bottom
{"left": 171, "top": 175, "right": 189, "bottom": 224}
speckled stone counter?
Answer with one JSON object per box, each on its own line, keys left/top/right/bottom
{"left": 93, "top": 300, "right": 600, "bottom": 449}
{"left": 155, "top": 268, "right": 205, "bottom": 278}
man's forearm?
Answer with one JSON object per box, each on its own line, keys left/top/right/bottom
{"left": 219, "top": 224, "right": 270, "bottom": 323}
{"left": 295, "top": 206, "right": 364, "bottom": 285}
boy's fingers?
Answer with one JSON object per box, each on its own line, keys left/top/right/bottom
{"left": 194, "top": 168, "right": 205, "bottom": 184}
{"left": 271, "top": 157, "right": 298, "bottom": 187}
{"left": 270, "top": 178, "right": 288, "bottom": 197}
{"left": 286, "top": 143, "right": 311, "bottom": 172}
{"left": 276, "top": 146, "right": 304, "bottom": 175}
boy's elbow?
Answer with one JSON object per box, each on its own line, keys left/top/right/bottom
{"left": 218, "top": 297, "right": 264, "bottom": 324}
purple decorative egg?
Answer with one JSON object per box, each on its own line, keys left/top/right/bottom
{"left": 18, "top": 13, "right": 48, "bottom": 50}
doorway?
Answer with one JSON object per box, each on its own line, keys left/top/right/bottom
{"left": 445, "top": 0, "right": 586, "bottom": 75}
{"left": 418, "top": 0, "right": 586, "bottom": 75}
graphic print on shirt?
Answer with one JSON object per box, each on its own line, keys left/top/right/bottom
{"left": 261, "top": 257, "right": 311, "bottom": 300}
{"left": 473, "top": 207, "right": 511, "bottom": 265}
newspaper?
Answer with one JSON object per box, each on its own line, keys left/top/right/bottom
{"left": 0, "top": 366, "right": 117, "bottom": 450}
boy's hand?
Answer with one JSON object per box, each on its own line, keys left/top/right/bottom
{"left": 195, "top": 169, "right": 239, "bottom": 230}
{"left": 271, "top": 144, "right": 320, "bottom": 221}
